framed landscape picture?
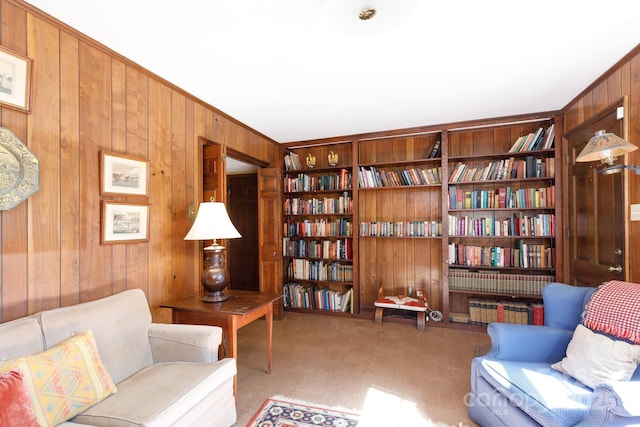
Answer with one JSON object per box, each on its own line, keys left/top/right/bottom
{"left": 0, "top": 46, "right": 33, "bottom": 112}
{"left": 101, "top": 202, "right": 150, "bottom": 244}
{"left": 100, "top": 151, "right": 149, "bottom": 196}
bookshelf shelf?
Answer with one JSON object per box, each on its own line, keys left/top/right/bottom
{"left": 449, "top": 289, "right": 543, "bottom": 299}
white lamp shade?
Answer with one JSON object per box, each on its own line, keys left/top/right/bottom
{"left": 184, "top": 202, "right": 241, "bottom": 240}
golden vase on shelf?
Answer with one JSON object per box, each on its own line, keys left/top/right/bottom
{"left": 306, "top": 153, "right": 316, "bottom": 168}
{"left": 328, "top": 151, "right": 339, "bottom": 166}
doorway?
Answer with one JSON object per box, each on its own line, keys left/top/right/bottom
{"left": 566, "top": 100, "right": 627, "bottom": 286}
{"left": 227, "top": 172, "right": 259, "bottom": 291}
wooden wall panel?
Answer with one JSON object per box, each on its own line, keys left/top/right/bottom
{"left": 1, "top": 1, "right": 29, "bottom": 320}
{"left": 60, "top": 31, "right": 81, "bottom": 307}
{"left": 27, "top": 15, "right": 61, "bottom": 313}
{"left": 0, "top": 0, "right": 279, "bottom": 322}
{"left": 78, "top": 41, "right": 112, "bottom": 303}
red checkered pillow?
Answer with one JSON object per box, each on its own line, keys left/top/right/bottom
{"left": 583, "top": 280, "right": 640, "bottom": 344}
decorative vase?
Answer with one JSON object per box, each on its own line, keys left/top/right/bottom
{"left": 328, "top": 151, "right": 339, "bottom": 166}
{"left": 306, "top": 154, "right": 316, "bottom": 168}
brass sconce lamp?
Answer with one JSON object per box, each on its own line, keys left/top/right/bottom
{"left": 576, "top": 130, "right": 640, "bottom": 175}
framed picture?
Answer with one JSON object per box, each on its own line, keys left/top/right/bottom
{"left": 0, "top": 46, "right": 33, "bottom": 112}
{"left": 101, "top": 202, "right": 150, "bottom": 244}
{"left": 100, "top": 151, "right": 149, "bottom": 196}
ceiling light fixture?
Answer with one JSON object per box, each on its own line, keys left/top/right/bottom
{"left": 323, "top": 0, "right": 416, "bottom": 35}
{"left": 359, "top": 7, "right": 377, "bottom": 21}
{"left": 576, "top": 130, "right": 640, "bottom": 175}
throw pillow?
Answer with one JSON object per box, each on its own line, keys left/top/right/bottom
{"left": 0, "top": 330, "right": 117, "bottom": 427}
{"left": 551, "top": 324, "right": 640, "bottom": 389}
{"left": 0, "top": 369, "right": 40, "bottom": 427}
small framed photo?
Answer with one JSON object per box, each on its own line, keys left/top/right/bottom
{"left": 101, "top": 202, "right": 150, "bottom": 244}
{"left": 100, "top": 151, "right": 149, "bottom": 196}
{"left": 0, "top": 46, "right": 33, "bottom": 112}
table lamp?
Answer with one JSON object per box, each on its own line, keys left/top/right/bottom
{"left": 185, "top": 201, "right": 241, "bottom": 302}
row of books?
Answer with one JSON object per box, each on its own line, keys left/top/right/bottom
{"left": 448, "top": 270, "right": 553, "bottom": 296}
{"left": 282, "top": 237, "right": 352, "bottom": 260}
{"left": 283, "top": 283, "right": 353, "bottom": 313}
{"left": 359, "top": 221, "right": 442, "bottom": 237}
{"left": 466, "top": 299, "right": 544, "bottom": 326}
{"left": 284, "top": 218, "right": 352, "bottom": 238}
{"left": 286, "top": 258, "right": 353, "bottom": 282}
{"left": 284, "top": 169, "right": 352, "bottom": 192}
{"left": 358, "top": 166, "right": 442, "bottom": 188}
{"left": 508, "top": 124, "right": 555, "bottom": 153}
{"left": 449, "top": 156, "right": 554, "bottom": 183}
{"left": 284, "top": 193, "right": 352, "bottom": 215}
{"left": 448, "top": 186, "right": 555, "bottom": 209}
{"left": 448, "top": 242, "right": 555, "bottom": 269}
{"left": 448, "top": 213, "right": 555, "bottom": 237}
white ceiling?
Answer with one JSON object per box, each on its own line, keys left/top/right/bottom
{"left": 23, "top": 0, "right": 640, "bottom": 143}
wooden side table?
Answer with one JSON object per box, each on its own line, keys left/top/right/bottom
{"left": 160, "top": 290, "right": 282, "bottom": 394}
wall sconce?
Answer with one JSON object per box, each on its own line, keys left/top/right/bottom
{"left": 576, "top": 130, "right": 640, "bottom": 175}
{"left": 184, "top": 202, "right": 241, "bottom": 302}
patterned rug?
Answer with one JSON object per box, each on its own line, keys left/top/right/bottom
{"left": 247, "top": 396, "right": 360, "bottom": 427}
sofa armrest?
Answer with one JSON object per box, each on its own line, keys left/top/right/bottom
{"left": 575, "top": 381, "right": 640, "bottom": 426}
{"left": 486, "top": 323, "right": 573, "bottom": 362}
{"left": 148, "top": 323, "right": 223, "bottom": 363}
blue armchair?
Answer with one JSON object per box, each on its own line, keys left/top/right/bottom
{"left": 468, "top": 282, "right": 640, "bottom": 427}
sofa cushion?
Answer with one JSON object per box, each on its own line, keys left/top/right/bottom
{"left": 0, "top": 369, "right": 39, "bottom": 427}
{"left": 72, "top": 358, "right": 236, "bottom": 427}
{"left": 551, "top": 324, "right": 640, "bottom": 389}
{"left": 0, "top": 316, "right": 44, "bottom": 360}
{"left": 0, "top": 330, "right": 117, "bottom": 427}
{"left": 40, "top": 289, "right": 154, "bottom": 384}
{"left": 479, "top": 358, "right": 592, "bottom": 427}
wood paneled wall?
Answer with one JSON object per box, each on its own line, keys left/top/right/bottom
{"left": 562, "top": 44, "right": 640, "bottom": 283}
{"left": 0, "top": 0, "right": 279, "bottom": 322}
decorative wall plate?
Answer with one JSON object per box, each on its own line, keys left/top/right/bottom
{"left": 0, "top": 127, "right": 39, "bottom": 210}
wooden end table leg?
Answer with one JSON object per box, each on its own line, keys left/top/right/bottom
{"left": 265, "top": 303, "right": 273, "bottom": 374}
{"left": 374, "top": 307, "right": 384, "bottom": 325}
{"left": 417, "top": 311, "right": 426, "bottom": 331}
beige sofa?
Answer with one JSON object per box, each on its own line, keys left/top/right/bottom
{"left": 0, "top": 289, "right": 237, "bottom": 426}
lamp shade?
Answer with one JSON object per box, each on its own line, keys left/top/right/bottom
{"left": 576, "top": 130, "right": 638, "bottom": 163}
{"left": 184, "top": 202, "right": 241, "bottom": 241}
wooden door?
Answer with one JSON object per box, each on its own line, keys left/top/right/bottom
{"left": 258, "top": 167, "right": 283, "bottom": 318}
{"left": 227, "top": 174, "right": 259, "bottom": 291}
{"left": 567, "top": 105, "right": 626, "bottom": 286}
{"left": 203, "top": 142, "right": 224, "bottom": 203}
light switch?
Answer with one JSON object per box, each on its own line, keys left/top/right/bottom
{"left": 631, "top": 204, "right": 640, "bottom": 221}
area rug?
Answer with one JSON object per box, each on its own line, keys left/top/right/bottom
{"left": 247, "top": 395, "right": 360, "bottom": 427}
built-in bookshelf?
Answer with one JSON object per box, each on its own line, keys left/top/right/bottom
{"left": 445, "top": 119, "right": 560, "bottom": 327}
{"left": 282, "top": 142, "right": 355, "bottom": 314}
{"left": 358, "top": 133, "right": 443, "bottom": 312}
{"left": 280, "top": 114, "right": 562, "bottom": 326}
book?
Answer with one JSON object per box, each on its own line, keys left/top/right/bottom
{"left": 428, "top": 140, "right": 441, "bottom": 158}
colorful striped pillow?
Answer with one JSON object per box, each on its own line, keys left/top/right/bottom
{"left": 0, "top": 330, "right": 117, "bottom": 427}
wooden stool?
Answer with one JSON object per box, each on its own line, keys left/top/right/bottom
{"left": 374, "top": 296, "right": 427, "bottom": 331}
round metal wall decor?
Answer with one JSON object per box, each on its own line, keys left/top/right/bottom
{"left": 0, "top": 127, "right": 39, "bottom": 210}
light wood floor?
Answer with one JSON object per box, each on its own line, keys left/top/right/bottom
{"left": 233, "top": 311, "right": 491, "bottom": 426}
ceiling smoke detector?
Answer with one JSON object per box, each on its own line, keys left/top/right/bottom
{"left": 359, "top": 7, "right": 377, "bottom": 21}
